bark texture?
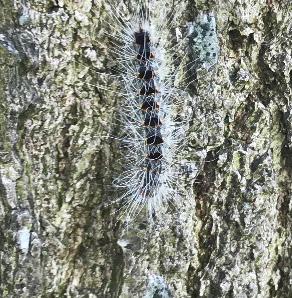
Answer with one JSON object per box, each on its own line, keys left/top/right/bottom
{"left": 0, "top": 0, "right": 291, "bottom": 297}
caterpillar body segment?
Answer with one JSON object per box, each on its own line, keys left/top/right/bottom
{"left": 141, "top": 96, "right": 159, "bottom": 111}
{"left": 138, "top": 66, "right": 154, "bottom": 80}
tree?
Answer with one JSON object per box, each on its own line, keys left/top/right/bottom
{"left": 0, "top": 0, "right": 291, "bottom": 297}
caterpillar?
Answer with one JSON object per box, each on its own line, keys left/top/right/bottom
{"left": 106, "top": 2, "right": 192, "bottom": 224}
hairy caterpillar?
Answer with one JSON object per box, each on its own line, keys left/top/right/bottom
{"left": 105, "top": 2, "right": 193, "bottom": 225}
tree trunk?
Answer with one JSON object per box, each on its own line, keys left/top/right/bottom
{"left": 0, "top": 0, "right": 291, "bottom": 297}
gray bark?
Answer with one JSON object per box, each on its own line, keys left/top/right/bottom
{"left": 0, "top": 0, "right": 291, "bottom": 297}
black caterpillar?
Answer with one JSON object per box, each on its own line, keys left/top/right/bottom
{"left": 135, "top": 29, "right": 163, "bottom": 195}
{"left": 112, "top": 7, "right": 190, "bottom": 223}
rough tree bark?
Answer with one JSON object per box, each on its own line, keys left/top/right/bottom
{"left": 0, "top": 0, "right": 291, "bottom": 297}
